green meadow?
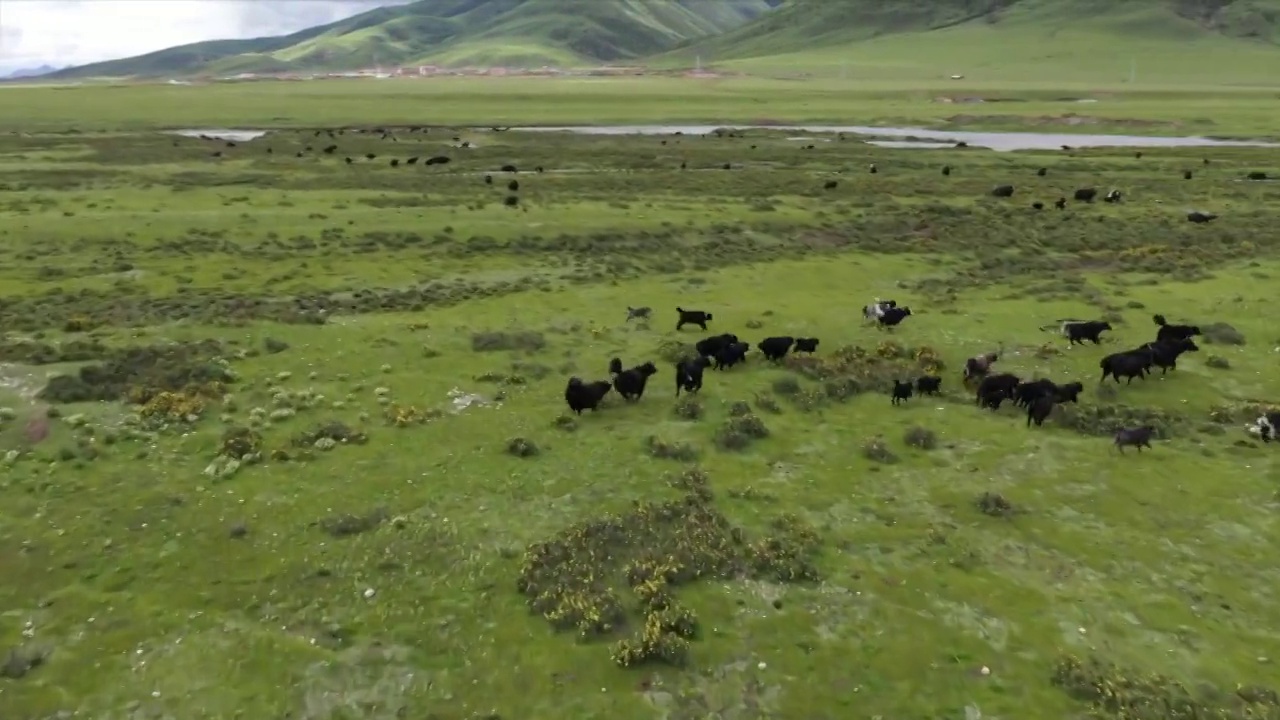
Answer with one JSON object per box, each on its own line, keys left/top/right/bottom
{"left": 1, "top": 95, "right": 1280, "bottom": 719}
{"left": 3, "top": 75, "right": 1280, "bottom": 138}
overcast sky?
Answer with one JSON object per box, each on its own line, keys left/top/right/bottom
{"left": 0, "top": 0, "right": 414, "bottom": 73}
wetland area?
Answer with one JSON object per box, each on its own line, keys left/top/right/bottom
{"left": 2, "top": 86, "right": 1280, "bottom": 720}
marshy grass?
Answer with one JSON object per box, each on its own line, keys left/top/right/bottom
{"left": 1, "top": 118, "right": 1279, "bottom": 720}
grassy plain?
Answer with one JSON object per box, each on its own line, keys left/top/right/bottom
{"left": 1, "top": 113, "right": 1280, "bottom": 720}
{"left": 3, "top": 76, "right": 1280, "bottom": 138}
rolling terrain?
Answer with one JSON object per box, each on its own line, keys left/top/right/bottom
{"left": 47, "top": 0, "right": 777, "bottom": 79}
{"left": 40, "top": 0, "right": 1280, "bottom": 82}
{"left": 666, "top": 0, "right": 1280, "bottom": 83}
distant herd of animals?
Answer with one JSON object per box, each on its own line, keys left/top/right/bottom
{"left": 185, "top": 126, "right": 1277, "bottom": 444}
{"left": 564, "top": 304, "right": 1280, "bottom": 454}
{"left": 186, "top": 126, "right": 1280, "bottom": 223}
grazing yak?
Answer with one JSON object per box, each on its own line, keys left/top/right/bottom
{"left": 1100, "top": 350, "right": 1151, "bottom": 384}
{"left": 757, "top": 336, "right": 796, "bottom": 362}
{"left": 1153, "top": 314, "right": 1200, "bottom": 343}
{"left": 714, "top": 342, "right": 750, "bottom": 370}
{"left": 695, "top": 333, "right": 738, "bottom": 358}
{"left": 891, "top": 379, "right": 914, "bottom": 405}
{"left": 1074, "top": 187, "right": 1098, "bottom": 203}
{"left": 675, "top": 356, "right": 713, "bottom": 396}
{"left": 1187, "top": 211, "right": 1217, "bottom": 223}
{"left": 1136, "top": 338, "right": 1199, "bottom": 374}
{"left": 1014, "top": 379, "right": 1083, "bottom": 407}
{"left": 676, "top": 307, "right": 713, "bottom": 331}
{"left": 793, "top": 337, "right": 820, "bottom": 354}
{"left": 976, "top": 373, "right": 1021, "bottom": 410}
{"left": 916, "top": 376, "right": 942, "bottom": 396}
{"left": 1041, "top": 319, "right": 1112, "bottom": 347}
{"left": 608, "top": 358, "right": 658, "bottom": 402}
{"left": 1026, "top": 394, "right": 1055, "bottom": 427}
{"left": 863, "top": 299, "right": 897, "bottom": 323}
{"left": 991, "top": 184, "right": 1015, "bottom": 198}
{"left": 876, "top": 307, "right": 913, "bottom": 330}
{"left": 564, "top": 377, "right": 612, "bottom": 415}
{"left": 963, "top": 352, "right": 1000, "bottom": 386}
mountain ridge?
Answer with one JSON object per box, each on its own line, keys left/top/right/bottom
{"left": 49, "top": 0, "right": 776, "bottom": 79}
{"left": 47, "top": 0, "right": 1280, "bottom": 80}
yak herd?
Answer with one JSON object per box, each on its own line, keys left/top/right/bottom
{"left": 564, "top": 303, "right": 1279, "bottom": 454}
{"left": 195, "top": 125, "right": 1276, "bottom": 447}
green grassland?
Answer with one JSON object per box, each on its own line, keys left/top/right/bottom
{"left": 2, "top": 118, "right": 1280, "bottom": 719}
{"left": 4, "top": 76, "right": 1280, "bottom": 139}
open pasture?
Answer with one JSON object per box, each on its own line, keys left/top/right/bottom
{"left": 3, "top": 76, "right": 1280, "bottom": 138}
{"left": 1, "top": 120, "right": 1280, "bottom": 719}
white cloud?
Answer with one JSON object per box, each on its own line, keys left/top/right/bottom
{"left": 0, "top": 0, "right": 414, "bottom": 73}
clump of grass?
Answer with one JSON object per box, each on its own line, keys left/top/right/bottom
{"left": 471, "top": 330, "right": 545, "bottom": 353}
{"left": 645, "top": 436, "right": 700, "bottom": 462}
{"left": 823, "top": 377, "right": 860, "bottom": 402}
{"left": 552, "top": 414, "right": 578, "bottom": 432}
{"left": 753, "top": 392, "right": 782, "bottom": 414}
{"left": 290, "top": 420, "right": 367, "bottom": 449}
{"left": 516, "top": 469, "right": 817, "bottom": 668}
{"left": 1051, "top": 653, "right": 1280, "bottom": 719}
{"left": 975, "top": 492, "right": 1015, "bottom": 518}
{"left": 728, "top": 400, "right": 752, "bottom": 417}
{"left": 506, "top": 437, "right": 540, "bottom": 457}
{"left": 1201, "top": 321, "right": 1246, "bottom": 345}
{"left": 655, "top": 339, "right": 696, "bottom": 363}
{"left": 673, "top": 395, "right": 703, "bottom": 420}
{"left": 771, "top": 377, "right": 802, "bottom": 396}
{"left": 319, "top": 506, "right": 388, "bottom": 538}
{"left": 1055, "top": 403, "right": 1182, "bottom": 438}
{"left": 714, "top": 414, "right": 770, "bottom": 451}
{"left": 861, "top": 436, "right": 898, "bottom": 464}
{"left": 1205, "top": 355, "right": 1231, "bottom": 369}
{"left": 904, "top": 426, "right": 938, "bottom": 450}
{"left": 219, "top": 425, "right": 262, "bottom": 459}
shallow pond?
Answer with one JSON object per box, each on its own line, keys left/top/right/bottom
{"left": 170, "top": 125, "right": 1279, "bottom": 152}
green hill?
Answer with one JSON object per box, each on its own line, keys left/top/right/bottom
{"left": 50, "top": 0, "right": 775, "bottom": 79}
{"left": 663, "top": 0, "right": 1280, "bottom": 85}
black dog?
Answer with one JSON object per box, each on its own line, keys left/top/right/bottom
{"left": 676, "top": 307, "right": 713, "bottom": 331}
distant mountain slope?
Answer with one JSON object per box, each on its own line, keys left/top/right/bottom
{"left": 50, "top": 0, "right": 776, "bottom": 79}
{"left": 673, "top": 0, "right": 1280, "bottom": 61}
{"left": 4, "top": 64, "right": 61, "bottom": 80}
